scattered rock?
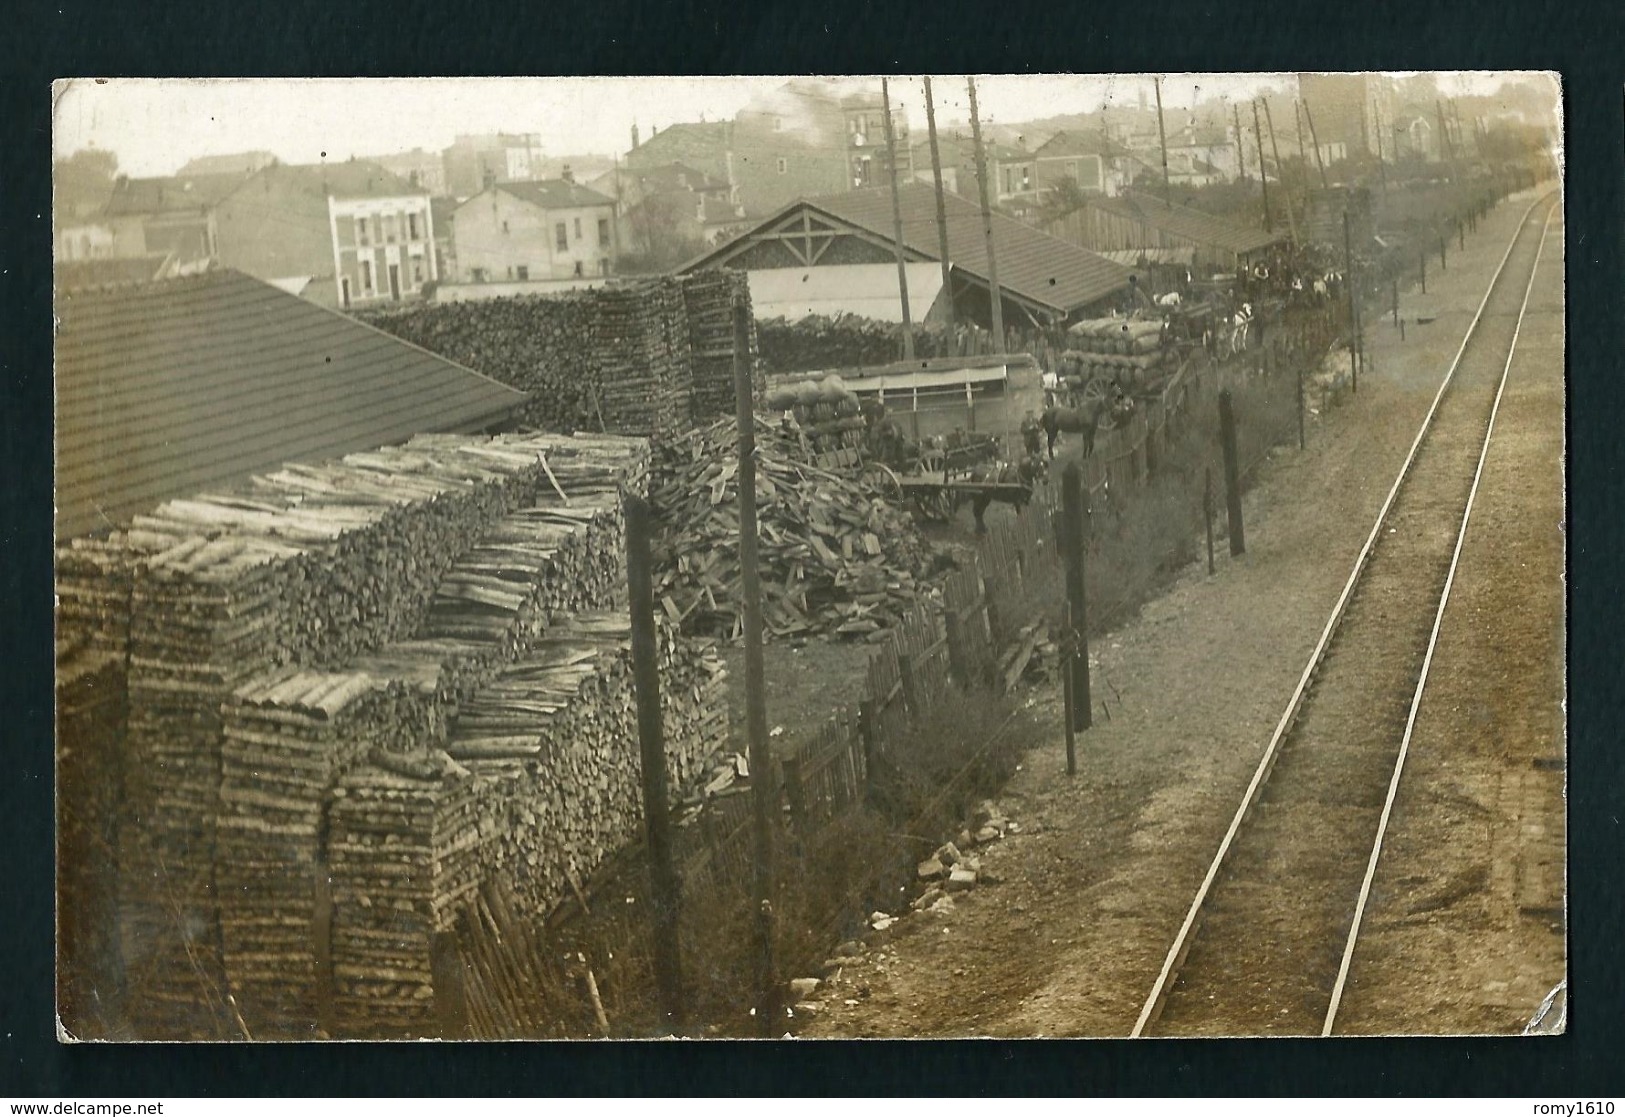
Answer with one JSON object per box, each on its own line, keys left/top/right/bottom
{"left": 834, "top": 940, "right": 865, "bottom": 958}
{"left": 973, "top": 800, "right": 1000, "bottom": 827}
{"left": 819, "top": 959, "right": 845, "bottom": 978}
{"left": 788, "top": 977, "right": 821, "bottom": 1000}
{"left": 927, "top": 895, "right": 956, "bottom": 915}
{"left": 957, "top": 828, "right": 975, "bottom": 850}
{"left": 975, "top": 825, "right": 1002, "bottom": 845}
{"left": 936, "top": 842, "right": 962, "bottom": 867}
{"left": 917, "top": 857, "right": 947, "bottom": 881}
{"left": 946, "top": 866, "right": 978, "bottom": 892}
{"left": 793, "top": 1001, "right": 823, "bottom": 1018}
{"left": 911, "top": 885, "right": 944, "bottom": 911}
{"left": 979, "top": 866, "right": 1004, "bottom": 886}
{"left": 869, "top": 911, "right": 897, "bottom": 932}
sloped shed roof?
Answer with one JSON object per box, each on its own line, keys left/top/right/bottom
{"left": 55, "top": 269, "right": 526, "bottom": 540}
{"left": 688, "top": 182, "right": 1131, "bottom": 315}
{"left": 1088, "top": 192, "right": 1285, "bottom": 255}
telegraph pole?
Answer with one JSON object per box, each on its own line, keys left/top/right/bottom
{"left": 1303, "top": 97, "right": 1330, "bottom": 189}
{"left": 881, "top": 77, "right": 914, "bottom": 359}
{"left": 1252, "top": 98, "right": 1272, "bottom": 232}
{"left": 1294, "top": 99, "right": 1311, "bottom": 220}
{"left": 923, "top": 75, "right": 956, "bottom": 329}
{"left": 733, "top": 303, "right": 778, "bottom": 1036}
{"left": 1155, "top": 76, "right": 1172, "bottom": 209}
{"left": 967, "top": 75, "right": 1005, "bottom": 352}
{"left": 1372, "top": 98, "right": 1389, "bottom": 195}
{"left": 1263, "top": 98, "right": 1298, "bottom": 244}
{"left": 1234, "top": 102, "right": 1248, "bottom": 185}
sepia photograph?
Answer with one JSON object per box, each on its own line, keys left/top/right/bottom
{"left": 51, "top": 71, "right": 1564, "bottom": 1042}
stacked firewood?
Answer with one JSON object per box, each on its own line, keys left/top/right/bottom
{"left": 756, "top": 313, "right": 961, "bottom": 373}
{"left": 441, "top": 612, "right": 729, "bottom": 920}
{"left": 362, "top": 279, "right": 758, "bottom": 435}
{"left": 326, "top": 751, "right": 484, "bottom": 1038}
{"left": 650, "top": 417, "right": 932, "bottom": 640}
{"left": 55, "top": 536, "right": 136, "bottom": 659}
{"left": 681, "top": 269, "right": 757, "bottom": 421}
{"left": 215, "top": 668, "right": 439, "bottom": 1037}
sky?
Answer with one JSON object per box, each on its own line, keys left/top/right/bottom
{"left": 52, "top": 73, "right": 1537, "bottom": 178}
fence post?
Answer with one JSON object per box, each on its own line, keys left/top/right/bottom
{"left": 857, "top": 697, "right": 878, "bottom": 796}
{"left": 1458, "top": 218, "right": 1465, "bottom": 251}
{"left": 1219, "top": 389, "right": 1245, "bottom": 556}
{"left": 1062, "top": 600, "right": 1077, "bottom": 777}
{"left": 944, "top": 607, "right": 968, "bottom": 688}
{"left": 1392, "top": 280, "right": 1399, "bottom": 328}
{"left": 1204, "top": 466, "right": 1216, "bottom": 575}
{"left": 897, "top": 651, "right": 919, "bottom": 720}
{"left": 1061, "top": 463, "right": 1092, "bottom": 733}
{"left": 624, "top": 492, "right": 685, "bottom": 1030}
{"left": 1420, "top": 250, "right": 1427, "bottom": 294}
{"left": 781, "top": 754, "right": 806, "bottom": 848}
{"left": 1440, "top": 235, "right": 1447, "bottom": 271}
{"left": 1296, "top": 359, "right": 1306, "bottom": 451}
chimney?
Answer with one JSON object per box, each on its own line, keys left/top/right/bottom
{"left": 562, "top": 164, "right": 574, "bottom": 183}
{"left": 631, "top": 122, "right": 640, "bottom": 149}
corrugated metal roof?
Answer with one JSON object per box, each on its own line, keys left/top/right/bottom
{"left": 495, "top": 180, "right": 616, "bottom": 210}
{"left": 1086, "top": 192, "right": 1285, "bottom": 255}
{"left": 847, "top": 365, "right": 1009, "bottom": 393}
{"left": 55, "top": 255, "right": 174, "bottom": 292}
{"left": 1099, "top": 247, "right": 1197, "bottom": 266}
{"left": 797, "top": 183, "right": 1131, "bottom": 313}
{"left": 748, "top": 263, "right": 946, "bottom": 323}
{"left": 55, "top": 269, "right": 527, "bottom": 541}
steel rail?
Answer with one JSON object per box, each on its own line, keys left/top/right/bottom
{"left": 1321, "top": 201, "right": 1557, "bottom": 1035}
{"left": 1129, "top": 190, "right": 1557, "bottom": 1039}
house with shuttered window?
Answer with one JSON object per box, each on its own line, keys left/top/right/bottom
{"left": 451, "top": 177, "right": 617, "bottom": 283}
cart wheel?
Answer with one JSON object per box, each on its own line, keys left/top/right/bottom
{"left": 862, "top": 461, "right": 903, "bottom": 501}
{"left": 926, "top": 488, "right": 957, "bottom": 523}
{"left": 1080, "top": 373, "right": 1109, "bottom": 409}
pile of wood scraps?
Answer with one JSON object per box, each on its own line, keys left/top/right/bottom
{"left": 650, "top": 417, "right": 932, "bottom": 640}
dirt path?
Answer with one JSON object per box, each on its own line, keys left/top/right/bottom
{"left": 1332, "top": 207, "right": 1566, "bottom": 1036}
{"left": 801, "top": 192, "right": 1557, "bottom": 1039}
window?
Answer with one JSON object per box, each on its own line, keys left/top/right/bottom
{"left": 574, "top": 260, "right": 584, "bottom": 277}
{"left": 408, "top": 212, "right": 421, "bottom": 240}
{"left": 413, "top": 259, "right": 425, "bottom": 284}
{"left": 341, "top": 277, "right": 351, "bottom": 307}
{"left": 471, "top": 267, "right": 487, "bottom": 283}
{"left": 574, "top": 217, "right": 582, "bottom": 240}
{"left": 598, "top": 218, "right": 611, "bottom": 248}
{"left": 356, "top": 217, "right": 370, "bottom": 246}
{"left": 697, "top": 198, "right": 706, "bottom": 221}
{"left": 360, "top": 259, "right": 373, "bottom": 292}
{"left": 599, "top": 258, "right": 611, "bottom": 276}
{"left": 556, "top": 222, "right": 568, "bottom": 251}
{"left": 776, "top": 157, "right": 788, "bottom": 175}
{"left": 384, "top": 214, "right": 398, "bottom": 243}
{"left": 516, "top": 265, "right": 529, "bottom": 280}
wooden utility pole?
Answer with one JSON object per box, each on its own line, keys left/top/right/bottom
{"left": 1154, "top": 76, "right": 1172, "bottom": 209}
{"left": 1263, "top": 98, "right": 1298, "bottom": 244}
{"left": 1303, "top": 97, "right": 1330, "bottom": 189}
{"left": 1436, "top": 99, "right": 1457, "bottom": 182}
{"left": 881, "top": 77, "right": 914, "bottom": 360}
{"left": 1252, "top": 98, "right": 1272, "bottom": 232}
{"left": 967, "top": 76, "right": 1005, "bottom": 353}
{"left": 1343, "top": 210, "right": 1360, "bottom": 394}
{"left": 1061, "top": 462, "right": 1092, "bottom": 733}
{"left": 624, "top": 492, "right": 685, "bottom": 1031}
{"left": 923, "top": 75, "right": 956, "bottom": 329}
{"left": 1294, "top": 99, "right": 1311, "bottom": 216}
{"left": 732, "top": 302, "right": 778, "bottom": 1037}
{"left": 1218, "top": 390, "right": 1245, "bottom": 556}
{"left": 1234, "top": 102, "right": 1248, "bottom": 185}
{"left": 1371, "top": 98, "right": 1389, "bottom": 194}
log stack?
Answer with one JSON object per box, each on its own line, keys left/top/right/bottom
{"left": 442, "top": 613, "right": 728, "bottom": 921}
{"left": 681, "top": 269, "right": 758, "bottom": 421}
{"left": 215, "top": 668, "right": 439, "bottom": 1037}
{"left": 362, "top": 280, "right": 759, "bottom": 434}
{"left": 650, "top": 417, "right": 932, "bottom": 640}
{"left": 326, "top": 751, "right": 485, "bottom": 1038}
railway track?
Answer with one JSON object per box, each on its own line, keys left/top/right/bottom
{"left": 1130, "top": 192, "right": 1559, "bottom": 1039}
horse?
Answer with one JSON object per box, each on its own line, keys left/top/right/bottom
{"left": 954, "top": 456, "right": 1049, "bottom": 534}
{"left": 1039, "top": 389, "right": 1131, "bottom": 460}
{"left": 1229, "top": 302, "right": 1255, "bottom": 356}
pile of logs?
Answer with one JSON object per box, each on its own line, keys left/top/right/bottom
{"left": 362, "top": 276, "right": 757, "bottom": 435}
{"left": 756, "top": 313, "right": 963, "bottom": 374}
{"left": 327, "top": 751, "right": 484, "bottom": 1038}
{"left": 650, "top": 417, "right": 932, "bottom": 640}
{"left": 216, "top": 669, "right": 439, "bottom": 1037}
{"left": 682, "top": 270, "right": 757, "bottom": 419}
{"left": 441, "top": 612, "right": 729, "bottom": 920}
